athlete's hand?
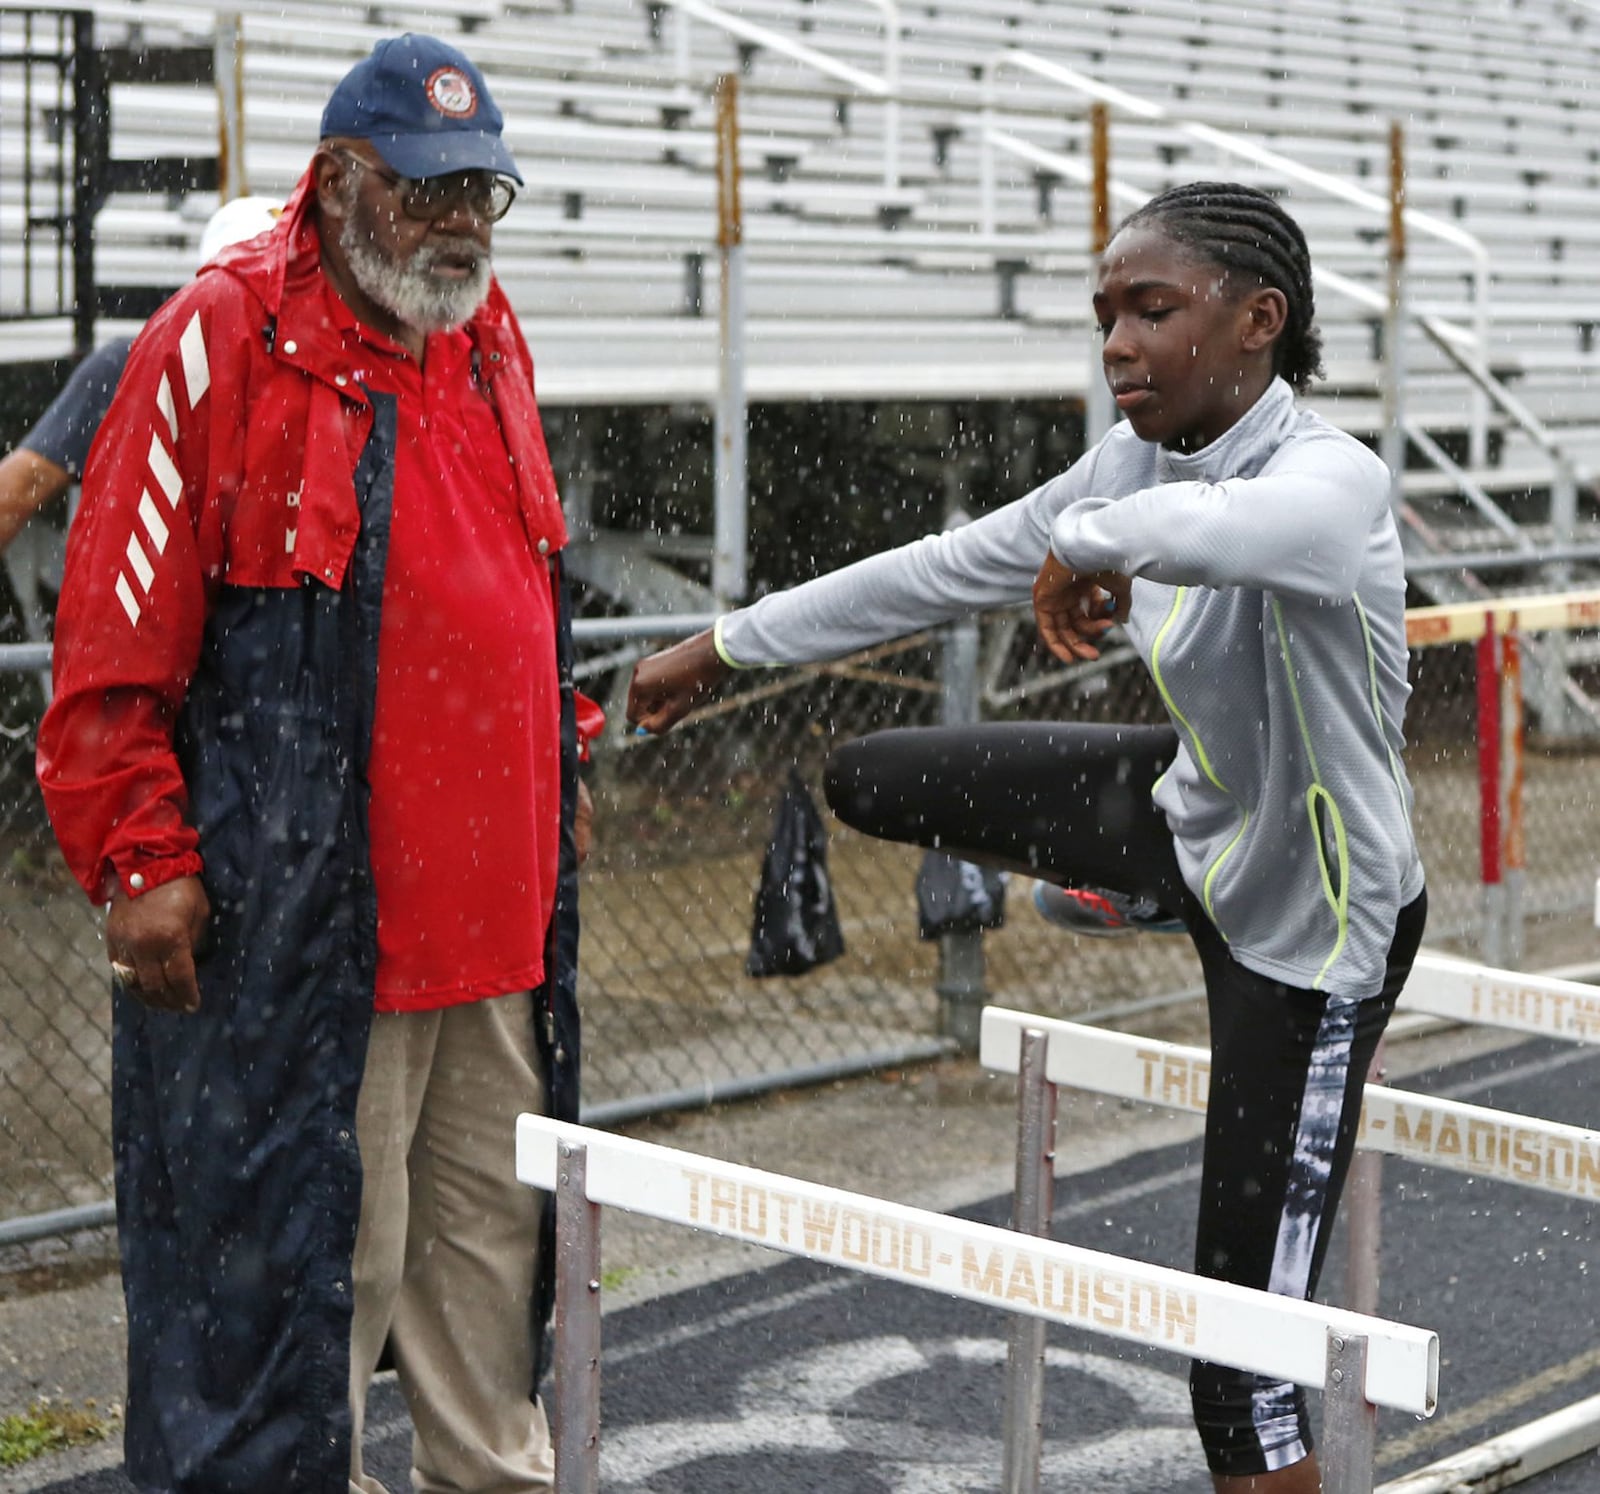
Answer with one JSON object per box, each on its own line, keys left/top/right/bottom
{"left": 1032, "top": 554, "right": 1130, "bottom": 663}
{"left": 106, "top": 875, "right": 211, "bottom": 1015}
{"left": 627, "top": 629, "right": 730, "bottom": 735}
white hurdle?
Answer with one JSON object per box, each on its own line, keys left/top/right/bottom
{"left": 1401, "top": 952, "right": 1600, "bottom": 1046}
{"left": 981, "top": 953, "right": 1600, "bottom": 1493}
{"left": 517, "top": 1114, "right": 1438, "bottom": 1494}
{"left": 980, "top": 1012, "right": 1600, "bottom": 1205}
{"left": 1357, "top": 952, "right": 1600, "bottom": 1326}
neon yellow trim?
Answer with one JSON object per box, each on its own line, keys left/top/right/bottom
{"left": 1149, "top": 586, "right": 1247, "bottom": 928}
{"left": 1306, "top": 784, "right": 1351, "bottom": 986}
{"left": 1271, "top": 600, "right": 1349, "bottom": 988}
{"left": 712, "top": 615, "right": 752, "bottom": 670}
{"left": 1150, "top": 589, "right": 1227, "bottom": 790}
{"left": 1199, "top": 814, "right": 1250, "bottom": 926}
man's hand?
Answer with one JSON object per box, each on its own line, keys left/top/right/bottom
{"left": 1032, "top": 553, "right": 1130, "bottom": 663}
{"left": 626, "top": 629, "right": 730, "bottom": 735}
{"left": 107, "top": 875, "right": 211, "bottom": 1015}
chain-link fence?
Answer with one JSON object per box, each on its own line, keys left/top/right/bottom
{"left": 4, "top": 610, "right": 1600, "bottom": 1231}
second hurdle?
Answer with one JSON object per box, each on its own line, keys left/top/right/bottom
{"left": 981, "top": 951, "right": 1600, "bottom": 1493}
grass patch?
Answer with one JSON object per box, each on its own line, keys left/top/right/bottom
{"left": 0, "top": 1400, "right": 112, "bottom": 1468}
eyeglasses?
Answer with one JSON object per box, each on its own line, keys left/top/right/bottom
{"left": 335, "top": 148, "right": 517, "bottom": 224}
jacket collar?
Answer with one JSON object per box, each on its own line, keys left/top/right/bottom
{"left": 199, "top": 166, "right": 525, "bottom": 381}
{"left": 202, "top": 165, "right": 567, "bottom": 558}
{"left": 1155, "top": 377, "right": 1297, "bottom": 486}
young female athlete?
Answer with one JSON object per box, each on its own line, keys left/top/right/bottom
{"left": 627, "top": 181, "right": 1426, "bottom": 1492}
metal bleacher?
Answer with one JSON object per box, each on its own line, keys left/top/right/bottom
{"left": 6, "top": 0, "right": 1600, "bottom": 698}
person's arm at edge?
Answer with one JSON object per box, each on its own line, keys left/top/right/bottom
{"left": 0, "top": 451, "right": 72, "bottom": 556}
{"left": 0, "top": 447, "right": 72, "bottom": 554}
{"left": 2, "top": 338, "right": 137, "bottom": 553}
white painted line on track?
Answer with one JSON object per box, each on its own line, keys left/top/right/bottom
{"left": 1378, "top": 1342, "right": 1600, "bottom": 1471}
{"left": 598, "top": 1336, "right": 1198, "bottom": 1492}
{"left": 608, "top": 1275, "right": 842, "bottom": 1367}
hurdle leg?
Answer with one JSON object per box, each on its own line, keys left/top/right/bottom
{"left": 554, "top": 1141, "right": 602, "bottom": 1494}
{"left": 1001, "top": 1029, "right": 1056, "bottom": 1494}
{"left": 1344, "top": 1038, "right": 1388, "bottom": 1317}
{"left": 1322, "top": 1331, "right": 1377, "bottom": 1494}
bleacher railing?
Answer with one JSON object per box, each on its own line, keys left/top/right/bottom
{"left": 976, "top": 50, "right": 1494, "bottom": 473}
{"left": 0, "top": 9, "right": 94, "bottom": 353}
{"left": 659, "top": 0, "right": 897, "bottom": 183}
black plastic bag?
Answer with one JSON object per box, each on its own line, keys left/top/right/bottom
{"left": 915, "top": 851, "right": 1007, "bottom": 940}
{"left": 746, "top": 770, "right": 846, "bottom": 978}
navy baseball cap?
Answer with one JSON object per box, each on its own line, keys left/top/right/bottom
{"left": 320, "top": 34, "right": 522, "bottom": 184}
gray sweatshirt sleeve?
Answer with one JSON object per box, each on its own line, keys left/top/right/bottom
{"left": 1050, "top": 431, "right": 1390, "bottom": 603}
{"left": 717, "top": 452, "right": 1103, "bottom": 667}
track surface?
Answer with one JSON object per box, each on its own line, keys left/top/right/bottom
{"left": 34, "top": 1036, "right": 1600, "bottom": 1493}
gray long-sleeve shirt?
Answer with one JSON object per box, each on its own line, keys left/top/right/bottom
{"left": 718, "top": 378, "right": 1424, "bottom": 999}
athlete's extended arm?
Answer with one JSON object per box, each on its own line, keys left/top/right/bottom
{"left": 625, "top": 628, "right": 728, "bottom": 735}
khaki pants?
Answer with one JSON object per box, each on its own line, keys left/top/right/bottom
{"left": 349, "top": 990, "right": 554, "bottom": 1494}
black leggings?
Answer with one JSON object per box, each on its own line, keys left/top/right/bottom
{"left": 823, "top": 724, "right": 1428, "bottom": 1477}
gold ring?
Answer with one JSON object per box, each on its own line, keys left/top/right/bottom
{"left": 110, "top": 960, "right": 137, "bottom": 985}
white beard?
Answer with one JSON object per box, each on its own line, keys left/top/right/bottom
{"left": 338, "top": 179, "right": 492, "bottom": 334}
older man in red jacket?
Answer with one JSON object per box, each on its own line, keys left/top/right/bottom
{"left": 37, "top": 34, "right": 595, "bottom": 1494}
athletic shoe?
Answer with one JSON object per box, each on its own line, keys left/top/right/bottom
{"left": 1030, "top": 880, "right": 1185, "bottom": 938}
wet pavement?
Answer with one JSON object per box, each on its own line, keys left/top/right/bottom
{"left": 5, "top": 995, "right": 1599, "bottom": 1493}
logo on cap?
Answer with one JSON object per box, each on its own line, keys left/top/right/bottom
{"left": 426, "top": 66, "right": 478, "bottom": 119}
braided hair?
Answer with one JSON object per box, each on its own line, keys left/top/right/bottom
{"left": 1117, "top": 182, "right": 1325, "bottom": 392}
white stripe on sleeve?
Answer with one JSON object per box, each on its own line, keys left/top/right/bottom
{"left": 124, "top": 535, "right": 155, "bottom": 592}
{"left": 148, "top": 434, "right": 182, "bottom": 508}
{"left": 137, "top": 492, "right": 169, "bottom": 555}
{"left": 179, "top": 312, "right": 210, "bottom": 409}
{"left": 115, "top": 573, "right": 142, "bottom": 627}
{"left": 155, "top": 373, "right": 178, "bottom": 443}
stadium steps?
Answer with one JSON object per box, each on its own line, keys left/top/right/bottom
{"left": 7, "top": 0, "right": 1600, "bottom": 662}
